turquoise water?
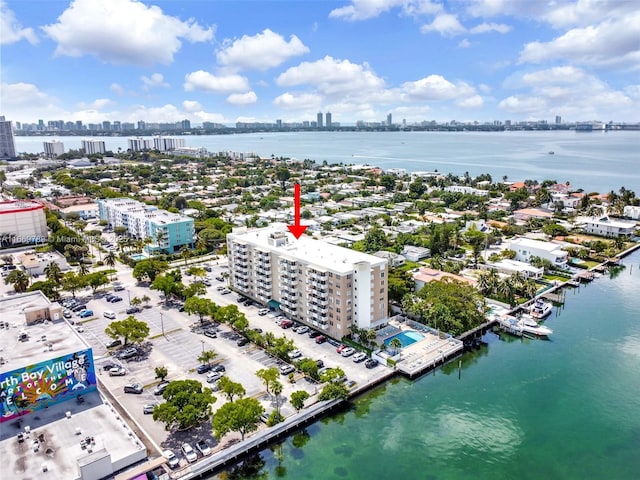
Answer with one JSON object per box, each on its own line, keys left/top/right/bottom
{"left": 15, "top": 131, "right": 640, "bottom": 192}
{"left": 212, "top": 251, "right": 640, "bottom": 479}
{"left": 130, "top": 253, "right": 147, "bottom": 261}
{"left": 384, "top": 330, "right": 425, "bottom": 347}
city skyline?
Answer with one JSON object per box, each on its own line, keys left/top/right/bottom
{"left": 1, "top": 0, "right": 639, "bottom": 125}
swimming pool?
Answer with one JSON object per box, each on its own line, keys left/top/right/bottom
{"left": 384, "top": 330, "right": 425, "bottom": 348}
{"left": 130, "top": 253, "right": 147, "bottom": 261}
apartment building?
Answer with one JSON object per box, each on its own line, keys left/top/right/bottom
{"left": 0, "top": 116, "right": 16, "bottom": 159}
{"left": 0, "top": 200, "right": 48, "bottom": 245}
{"left": 81, "top": 139, "right": 106, "bottom": 155}
{"left": 96, "top": 198, "right": 194, "bottom": 253}
{"left": 227, "top": 225, "right": 388, "bottom": 339}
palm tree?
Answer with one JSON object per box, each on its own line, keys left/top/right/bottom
{"left": 4, "top": 270, "right": 29, "bottom": 293}
{"left": 78, "top": 262, "right": 90, "bottom": 277}
{"left": 477, "top": 271, "right": 491, "bottom": 295}
{"left": 141, "top": 294, "right": 151, "bottom": 308}
{"left": 44, "top": 262, "right": 63, "bottom": 284}
{"left": 181, "top": 246, "right": 191, "bottom": 266}
{"left": 198, "top": 349, "right": 218, "bottom": 366}
{"left": 388, "top": 337, "right": 403, "bottom": 355}
{"left": 154, "top": 229, "right": 166, "bottom": 253}
{"left": 104, "top": 251, "right": 116, "bottom": 268}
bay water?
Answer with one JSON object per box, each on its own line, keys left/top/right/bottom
{"left": 213, "top": 251, "right": 640, "bottom": 480}
{"left": 15, "top": 131, "right": 640, "bottom": 193}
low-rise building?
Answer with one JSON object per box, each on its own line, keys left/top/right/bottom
{"left": 412, "top": 267, "right": 476, "bottom": 291}
{"left": 507, "top": 237, "right": 568, "bottom": 267}
{"left": 623, "top": 205, "right": 640, "bottom": 220}
{"left": 582, "top": 216, "right": 636, "bottom": 238}
{"left": 482, "top": 259, "right": 544, "bottom": 279}
{"left": 402, "top": 245, "right": 431, "bottom": 262}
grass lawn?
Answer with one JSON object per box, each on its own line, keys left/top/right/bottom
{"left": 545, "top": 274, "right": 570, "bottom": 282}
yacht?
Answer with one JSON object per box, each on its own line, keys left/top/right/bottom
{"left": 529, "top": 299, "right": 553, "bottom": 319}
{"left": 519, "top": 317, "right": 553, "bottom": 337}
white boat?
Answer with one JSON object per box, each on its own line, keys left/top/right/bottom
{"left": 519, "top": 317, "right": 553, "bottom": 337}
{"left": 529, "top": 299, "right": 553, "bottom": 319}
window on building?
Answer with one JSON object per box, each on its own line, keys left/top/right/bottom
{"left": 347, "top": 274, "right": 352, "bottom": 279}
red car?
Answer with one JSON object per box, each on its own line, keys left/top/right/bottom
{"left": 336, "top": 344, "right": 346, "bottom": 353}
{"left": 280, "top": 320, "right": 293, "bottom": 329}
{"left": 315, "top": 335, "right": 327, "bottom": 344}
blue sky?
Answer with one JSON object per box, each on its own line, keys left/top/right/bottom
{"left": 1, "top": 0, "right": 639, "bottom": 125}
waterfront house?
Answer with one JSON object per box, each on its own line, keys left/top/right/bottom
{"left": 581, "top": 216, "right": 636, "bottom": 238}
{"left": 514, "top": 208, "right": 554, "bottom": 222}
{"left": 481, "top": 259, "right": 544, "bottom": 279}
{"left": 507, "top": 237, "right": 568, "bottom": 267}
{"left": 412, "top": 267, "right": 476, "bottom": 291}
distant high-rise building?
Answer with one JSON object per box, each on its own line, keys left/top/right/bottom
{"left": 387, "top": 113, "right": 392, "bottom": 126}
{"left": 127, "top": 137, "right": 152, "bottom": 152}
{"left": 505, "top": 120, "right": 512, "bottom": 127}
{"left": 0, "top": 116, "right": 17, "bottom": 159}
{"left": 317, "top": 112, "right": 323, "bottom": 128}
{"left": 555, "top": 115, "right": 562, "bottom": 125}
{"left": 180, "top": 119, "right": 191, "bottom": 130}
{"left": 43, "top": 140, "right": 65, "bottom": 157}
{"left": 102, "top": 121, "right": 111, "bottom": 131}
{"left": 38, "top": 119, "right": 44, "bottom": 130}
{"left": 81, "top": 139, "right": 106, "bottom": 155}
{"left": 75, "top": 120, "right": 83, "bottom": 130}
{"left": 276, "top": 119, "right": 282, "bottom": 128}
{"left": 137, "top": 120, "right": 146, "bottom": 130}
{"left": 113, "top": 121, "right": 121, "bottom": 131}
{"left": 325, "top": 112, "right": 332, "bottom": 128}
{"left": 153, "top": 136, "right": 186, "bottom": 152}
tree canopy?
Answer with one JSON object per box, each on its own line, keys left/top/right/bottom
{"left": 153, "top": 380, "right": 215, "bottom": 430}
{"left": 104, "top": 315, "right": 150, "bottom": 345}
{"left": 213, "top": 397, "right": 264, "bottom": 441}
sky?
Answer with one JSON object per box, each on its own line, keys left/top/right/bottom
{"left": 1, "top": 0, "right": 639, "bottom": 126}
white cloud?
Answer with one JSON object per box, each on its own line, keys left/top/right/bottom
{"left": 519, "top": 14, "right": 640, "bottom": 70}
{"left": 273, "top": 92, "right": 323, "bottom": 111}
{"left": 182, "top": 100, "right": 203, "bottom": 112}
{"left": 469, "top": 22, "right": 511, "bottom": 34}
{"left": 184, "top": 70, "right": 250, "bottom": 93}
{"left": 276, "top": 56, "right": 385, "bottom": 97}
{"left": 141, "top": 73, "right": 169, "bottom": 91}
{"left": 216, "top": 29, "right": 309, "bottom": 72}
{"left": 421, "top": 14, "right": 465, "bottom": 36}
{"left": 110, "top": 83, "right": 124, "bottom": 96}
{"left": 401, "top": 75, "right": 474, "bottom": 100}
{"left": 226, "top": 91, "right": 258, "bottom": 105}
{"left": 499, "top": 66, "right": 636, "bottom": 120}
{"left": 329, "top": 0, "right": 442, "bottom": 21}
{"left": 42, "top": 0, "right": 214, "bottom": 66}
{"left": 0, "top": 1, "right": 38, "bottom": 45}
{"left": 456, "top": 94, "right": 484, "bottom": 108}
{"left": 0, "top": 82, "right": 65, "bottom": 122}
{"left": 458, "top": 38, "right": 471, "bottom": 48}
{"left": 77, "top": 98, "right": 114, "bottom": 110}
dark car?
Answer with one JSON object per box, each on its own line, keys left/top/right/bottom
{"left": 197, "top": 364, "right": 212, "bottom": 374}
{"left": 102, "top": 361, "right": 119, "bottom": 371}
{"left": 308, "top": 330, "right": 321, "bottom": 338}
{"left": 125, "top": 306, "right": 140, "bottom": 314}
{"left": 105, "top": 294, "right": 115, "bottom": 302}
{"left": 153, "top": 381, "right": 170, "bottom": 395}
{"left": 236, "top": 338, "right": 249, "bottom": 347}
{"left": 106, "top": 339, "right": 122, "bottom": 349}
{"left": 316, "top": 359, "right": 324, "bottom": 368}
{"left": 211, "top": 364, "right": 226, "bottom": 373}
{"left": 365, "top": 359, "right": 379, "bottom": 369}
{"left": 203, "top": 329, "right": 217, "bottom": 338}
{"left": 315, "top": 336, "right": 327, "bottom": 344}
{"left": 113, "top": 285, "right": 125, "bottom": 292}
{"left": 110, "top": 296, "right": 123, "bottom": 303}
{"left": 71, "top": 304, "right": 86, "bottom": 312}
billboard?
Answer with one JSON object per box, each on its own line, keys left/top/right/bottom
{"left": 0, "top": 348, "right": 97, "bottom": 423}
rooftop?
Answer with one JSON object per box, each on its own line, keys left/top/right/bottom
{"left": 509, "top": 237, "right": 566, "bottom": 252}
{"left": 0, "top": 292, "right": 84, "bottom": 373}
{"left": 229, "top": 224, "right": 386, "bottom": 274}
{"left": 0, "top": 390, "right": 147, "bottom": 480}
{"left": 0, "top": 200, "right": 44, "bottom": 213}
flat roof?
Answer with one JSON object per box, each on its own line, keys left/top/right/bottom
{"left": 0, "top": 390, "right": 147, "bottom": 480}
{"left": 0, "top": 292, "right": 85, "bottom": 373}
{"left": 229, "top": 224, "right": 386, "bottom": 274}
{"left": 509, "top": 237, "right": 566, "bottom": 253}
{"left": 0, "top": 200, "right": 44, "bottom": 214}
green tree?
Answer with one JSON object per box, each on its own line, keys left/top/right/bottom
{"left": 4, "top": 269, "right": 30, "bottom": 292}
{"left": 256, "top": 367, "right": 279, "bottom": 395}
{"left": 296, "top": 358, "right": 319, "bottom": 380}
{"left": 319, "top": 367, "right": 345, "bottom": 384}
{"left": 388, "top": 337, "right": 402, "bottom": 354}
{"left": 198, "top": 349, "right": 218, "bottom": 366}
{"left": 318, "top": 382, "right": 350, "bottom": 401}
{"left": 290, "top": 390, "right": 310, "bottom": 412}
{"left": 212, "top": 397, "right": 264, "bottom": 441}
{"left": 44, "top": 262, "right": 63, "bottom": 284}
{"left": 184, "top": 296, "right": 217, "bottom": 323}
{"left": 61, "top": 272, "right": 85, "bottom": 297}
{"left": 362, "top": 227, "right": 389, "bottom": 252}
{"left": 104, "top": 251, "right": 117, "bottom": 268}
{"left": 27, "top": 279, "right": 61, "bottom": 300}
{"left": 104, "top": 315, "right": 150, "bottom": 345}
{"left": 86, "top": 271, "right": 109, "bottom": 293}
{"left": 464, "top": 225, "right": 486, "bottom": 267}
{"left": 218, "top": 376, "right": 246, "bottom": 402}
{"left": 155, "top": 366, "right": 168, "bottom": 381}
{"left": 132, "top": 258, "right": 169, "bottom": 282}
{"left": 151, "top": 274, "right": 182, "bottom": 303}
{"left": 277, "top": 167, "right": 291, "bottom": 191}
{"left": 153, "top": 380, "right": 215, "bottom": 431}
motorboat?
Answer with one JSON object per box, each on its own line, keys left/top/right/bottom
{"left": 519, "top": 317, "right": 553, "bottom": 337}
{"left": 529, "top": 299, "right": 553, "bottom": 319}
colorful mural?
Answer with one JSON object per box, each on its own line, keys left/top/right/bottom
{"left": 0, "top": 348, "right": 96, "bottom": 423}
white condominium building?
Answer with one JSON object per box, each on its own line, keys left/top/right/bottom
{"left": 43, "top": 140, "right": 65, "bottom": 157}
{"left": 81, "top": 139, "right": 106, "bottom": 154}
{"left": 153, "top": 136, "right": 186, "bottom": 151}
{"left": 227, "top": 225, "right": 388, "bottom": 339}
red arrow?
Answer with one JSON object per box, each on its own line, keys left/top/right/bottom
{"left": 287, "top": 183, "right": 308, "bottom": 239}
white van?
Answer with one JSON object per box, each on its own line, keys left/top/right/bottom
{"left": 104, "top": 311, "right": 116, "bottom": 320}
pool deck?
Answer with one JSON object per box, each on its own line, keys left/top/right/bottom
{"left": 381, "top": 320, "right": 464, "bottom": 378}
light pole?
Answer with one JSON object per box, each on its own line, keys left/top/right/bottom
{"left": 201, "top": 340, "right": 205, "bottom": 355}
{"left": 159, "top": 312, "right": 165, "bottom": 338}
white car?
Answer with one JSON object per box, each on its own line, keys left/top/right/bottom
{"left": 258, "top": 308, "right": 269, "bottom": 316}
{"left": 352, "top": 352, "right": 367, "bottom": 363}
{"left": 181, "top": 443, "right": 197, "bottom": 463}
{"left": 288, "top": 350, "right": 302, "bottom": 359}
{"left": 341, "top": 347, "right": 356, "bottom": 357}
{"left": 196, "top": 439, "right": 211, "bottom": 456}
{"left": 206, "top": 371, "right": 223, "bottom": 383}
{"left": 163, "top": 449, "right": 180, "bottom": 469}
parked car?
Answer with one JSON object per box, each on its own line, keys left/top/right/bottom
{"left": 346, "top": 380, "right": 357, "bottom": 389}
{"left": 109, "top": 366, "right": 126, "bottom": 376}
{"left": 154, "top": 381, "right": 170, "bottom": 395}
{"left": 215, "top": 276, "right": 224, "bottom": 282}
{"left": 123, "top": 383, "right": 143, "bottom": 394}
{"left": 196, "top": 439, "right": 211, "bottom": 456}
{"left": 280, "top": 364, "right": 295, "bottom": 375}
{"left": 104, "top": 310, "right": 116, "bottom": 320}
{"left": 204, "top": 329, "right": 217, "bottom": 338}
{"left": 143, "top": 403, "right": 157, "bottom": 415}
{"left": 365, "top": 359, "right": 379, "bottom": 369}
{"left": 288, "top": 350, "right": 302, "bottom": 359}
{"left": 211, "top": 364, "right": 226, "bottom": 373}
{"left": 252, "top": 328, "right": 263, "bottom": 333}
{"left": 63, "top": 310, "right": 73, "bottom": 319}
{"left": 352, "top": 352, "right": 367, "bottom": 363}
{"left": 110, "top": 296, "right": 123, "bottom": 303}
{"left": 206, "top": 371, "right": 223, "bottom": 383}
{"left": 113, "top": 285, "right": 125, "bottom": 292}
{"left": 125, "top": 306, "right": 140, "bottom": 314}
{"left": 336, "top": 344, "right": 347, "bottom": 353}
{"left": 341, "top": 347, "right": 356, "bottom": 357}
{"left": 163, "top": 449, "right": 180, "bottom": 469}
{"left": 296, "top": 326, "right": 309, "bottom": 334}
{"left": 117, "top": 347, "right": 137, "bottom": 359}
{"left": 280, "top": 320, "right": 294, "bottom": 329}
{"left": 71, "top": 304, "right": 86, "bottom": 312}
{"left": 309, "top": 330, "right": 322, "bottom": 338}
{"left": 258, "top": 308, "right": 269, "bottom": 316}
{"left": 316, "top": 359, "right": 324, "bottom": 368}
{"left": 220, "top": 288, "right": 231, "bottom": 295}
{"left": 106, "top": 339, "right": 122, "bottom": 349}
{"left": 197, "top": 364, "right": 212, "bottom": 374}
{"left": 216, "top": 285, "right": 225, "bottom": 291}
{"left": 79, "top": 309, "right": 94, "bottom": 318}
{"left": 315, "top": 335, "right": 327, "bottom": 344}
{"left": 105, "top": 294, "right": 115, "bottom": 302}
{"left": 181, "top": 443, "right": 197, "bottom": 463}
{"left": 236, "top": 338, "right": 249, "bottom": 347}
{"left": 102, "top": 361, "right": 119, "bottom": 371}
